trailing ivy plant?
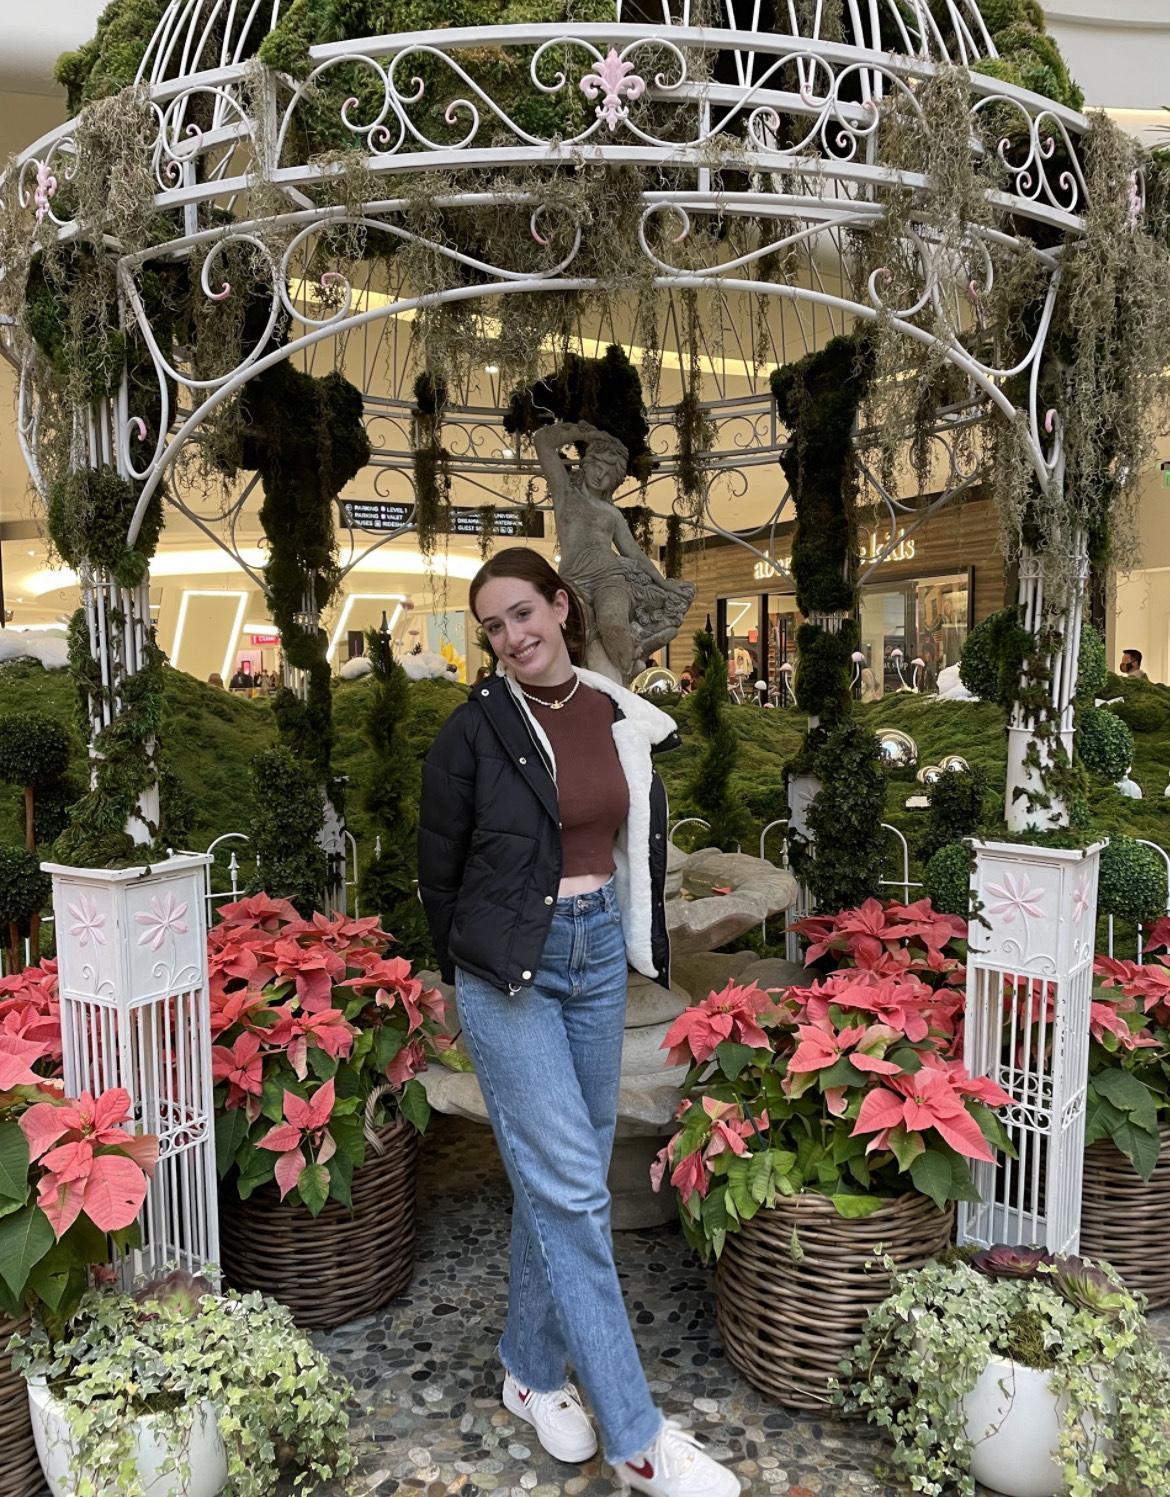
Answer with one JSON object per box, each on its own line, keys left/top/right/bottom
{"left": 684, "top": 630, "right": 753, "bottom": 854}
{"left": 837, "top": 1251, "right": 1170, "bottom": 1497}
{"left": 789, "top": 721, "right": 887, "bottom": 914}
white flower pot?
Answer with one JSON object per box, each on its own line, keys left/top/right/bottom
{"left": 963, "top": 1355, "right": 1106, "bottom": 1497}
{"left": 27, "top": 1377, "right": 227, "bottom": 1497}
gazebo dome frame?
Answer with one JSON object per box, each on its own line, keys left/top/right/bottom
{"left": 0, "top": 0, "right": 1104, "bottom": 832}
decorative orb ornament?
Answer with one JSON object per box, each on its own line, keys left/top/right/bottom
{"left": 917, "top": 764, "right": 944, "bottom": 787}
{"left": 940, "top": 755, "right": 971, "bottom": 773}
{"left": 631, "top": 666, "right": 679, "bottom": 695}
{"left": 875, "top": 728, "right": 919, "bottom": 772}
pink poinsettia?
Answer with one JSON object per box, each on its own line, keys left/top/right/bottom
{"left": 0, "top": 1032, "right": 51, "bottom": 1090}
{"left": 699, "top": 1096, "right": 770, "bottom": 1161}
{"left": 267, "top": 1005, "right": 355, "bottom": 1080}
{"left": 268, "top": 936, "right": 347, "bottom": 1012}
{"left": 662, "top": 981, "right": 776, "bottom": 1066}
{"left": 256, "top": 1079, "right": 337, "bottom": 1199}
{"left": 211, "top": 1030, "right": 265, "bottom": 1109}
{"left": 215, "top": 893, "right": 301, "bottom": 931}
{"left": 852, "top": 1067, "right": 999, "bottom": 1162}
{"left": 0, "top": 960, "right": 63, "bottom": 1074}
{"left": 19, "top": 1087, "right": 158, "bottom": 1237}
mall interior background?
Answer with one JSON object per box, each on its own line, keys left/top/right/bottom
{"left": 1, "top": 2, "right": 1169, "bottom": 691}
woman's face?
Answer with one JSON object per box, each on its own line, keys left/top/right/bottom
{"left": 475, "top": 576, "right": 571, "bottom": 683}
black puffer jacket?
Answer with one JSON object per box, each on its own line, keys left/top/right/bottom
{"left": 418, "top": 668, "right": 680, "bottom": 995}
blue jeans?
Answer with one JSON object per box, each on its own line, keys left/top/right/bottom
{"left": 454, "top": 878, "right": 663, "bottom": 1464}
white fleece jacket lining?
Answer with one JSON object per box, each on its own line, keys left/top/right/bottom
{"left": 501, "top": 667, "right": 675, "bottom": 979}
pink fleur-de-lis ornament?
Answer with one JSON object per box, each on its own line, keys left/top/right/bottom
{"left": 579, "top": 48, "right": 646, "bottom": 132}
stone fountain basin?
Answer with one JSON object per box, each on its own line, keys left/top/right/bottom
{"left": 666, "top": 847, "right": 799, "bottom": 955}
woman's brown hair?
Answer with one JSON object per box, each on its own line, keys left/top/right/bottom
{"left": 469, "top": 547, "right": 589, "bottom": 666}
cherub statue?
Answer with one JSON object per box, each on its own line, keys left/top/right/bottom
{"left": 532, "top": 420, "right": 696, "bottom": 683}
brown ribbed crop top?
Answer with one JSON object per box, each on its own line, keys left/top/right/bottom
{"left": 519, "top": 678, "right": 630, "bottom": 876}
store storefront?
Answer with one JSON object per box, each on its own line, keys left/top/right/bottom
{"left": 669, "top": 495, "right": 1005, "bottom": 699}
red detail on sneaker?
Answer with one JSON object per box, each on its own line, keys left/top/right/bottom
{"left": 518, "top": 1389, "right": 531, "bottom": 1405}
{"left": 627, "top": 1459, "right": 654, "bottom": 1479}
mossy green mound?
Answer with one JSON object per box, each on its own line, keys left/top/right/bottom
{"left": 6, "top": 658, "right": 1170, "bottom": 891}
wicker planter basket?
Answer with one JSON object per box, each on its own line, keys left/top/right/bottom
{"left": 219, "top": 1117, "right": 419, "bottom": 1330}
{"left": 1, "top": 1310, "right": 42, "bottom": 1497}
{"left": 1080, "top": 1124, "right": 1170, "bottom": 1310}
{"left": 715, "top": 1191, "right": 954, "bottom": 1411}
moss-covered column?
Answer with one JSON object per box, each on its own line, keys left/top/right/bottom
{"left": 771, "top": 333, "right": 886, "bottom": 913}
{"left": 1004, "top": 539, "right": 1088, "bottom": 833}
{"left": 49, "top": 396, "right": 167, "bottom": 864}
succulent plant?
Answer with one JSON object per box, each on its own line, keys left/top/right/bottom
{"left": 132, "top": 1268, "right": 215, "bottom": 1318}
{"left": 1050, "top": 1257, "right": 1129, "bottom": 1319}
{"left": 971, "top": 1244, "right": 1055, "bottom": 1280}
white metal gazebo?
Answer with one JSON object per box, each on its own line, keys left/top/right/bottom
{"left": 1, "top": 0, "right": 1156, "bottom": 1262}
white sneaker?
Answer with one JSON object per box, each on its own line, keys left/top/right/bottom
{"left": 502, "top": 1372, "right": 599, "bottom": 1463}
{"left": 616, "top": 1419, "right": 741, "bottom": 1497}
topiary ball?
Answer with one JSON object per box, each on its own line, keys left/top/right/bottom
{"left": 1097, "top": 837, "right": 1168, "bottom": 926}
{"left": 0, "top": 712, "right": 71, "bottom": 790}
{"left": 1114, "top": 693, "right": 1166, "bottom": 736}
{"left": 0, "top": 846, "right": 52, "bottom": 928}
{"left": 958, "top": 609, "right": 1017, "bottom": 702}
{"left": 1076, "top": 707, "right": 1135, "bottom": 783}
{"left": 923, "top": 841, "right": 973, "bottom": 920}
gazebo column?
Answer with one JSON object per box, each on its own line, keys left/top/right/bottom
{"left": 1004, "top": 543, "right": 1087, "bottom": 834}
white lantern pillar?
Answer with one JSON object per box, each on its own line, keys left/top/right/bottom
{"left": 958, "top": 837, "right": 1105, "bottom": 1254}
{"left": 43, "top": 853, "right": 219, "bottom": 1280}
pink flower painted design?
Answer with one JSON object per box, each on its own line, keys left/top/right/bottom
{"left": 579, "top": 49, "right": 645, "bottom": 132}
{"left": 135, "top": 891, "right": 190, "bottom": 951}
{"left": 68, "top": 894, "right": 106, "bottom": 949}
{"left": 985, "top": 872, "right": 1046, "bottom": 926}
{"left": 1071, "top": 877, "right": 1092, "bottom": 923}
{"left": 34, "top": 160, "right": 57, "bottom": 223}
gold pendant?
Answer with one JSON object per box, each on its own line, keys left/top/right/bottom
{"left": 549, "top": 700, "right": 564, "bottom": 709}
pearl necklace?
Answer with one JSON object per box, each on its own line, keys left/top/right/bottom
{"left": 517, "top": 674, "right": 581, "bottom": 711}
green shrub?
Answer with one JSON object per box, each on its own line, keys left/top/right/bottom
{"left": 247, "top": 748, "right": 328, "bottom": 914}
{"left": 960, "top": 614, "right": 1106, "bottom": 707}
{"left": 0, "top": 714, "right": 71, "bottom": 787}
{"left": 792, "top": 720, "right": 888, "bottom": 913}
{"left": 0, "top": 847, "right": 52, "bottom": 929}
{"left": 686, "top": 631, "right": 753, "bottom": 852}
{"left": 1097, "top": 837, "right": 1167, "bottom": 925}
{"left": 1077, "top": 623, "right": 1108, "bottom": 700}
{"left": 923, "top": 841, "right": 973, "bottom": 919}
{"left": 921, "top": 766, "right": 988, "bottom": 864}
{"left": 1076, "top": 707, "right": 1134, "bottom": 782}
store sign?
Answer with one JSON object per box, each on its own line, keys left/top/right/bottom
{"left": 250, "top": 633, "right": 279, "bottom": 645}
{"left": 752, "top": 526, "right": 915, "bottom": 581}
{"left": 339, "top": 500, "right": 544, "bottom": 538}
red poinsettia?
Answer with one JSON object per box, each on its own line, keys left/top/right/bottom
{"left": 851, "top": 1064, "right": 1007, "bottom": 1163}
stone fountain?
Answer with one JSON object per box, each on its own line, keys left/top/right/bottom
{"left": 419, "top": 846, "right": 801, "bottom": 1227}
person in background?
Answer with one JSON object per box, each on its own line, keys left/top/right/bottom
{"left": 1120, "top": 649, "right": 1149, "bottom": 682}
{"left": 229, "top": 664, "right": 252, "bottom": 691}
{"left": 678, "top": 668, "right": 694, "bottom": 696}
{"left": 207, "top": 672, "right": 224, "bottom": 689}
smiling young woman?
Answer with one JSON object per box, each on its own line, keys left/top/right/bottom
{"left": 417, "top": 547, "right": 739, "bottom": 1497}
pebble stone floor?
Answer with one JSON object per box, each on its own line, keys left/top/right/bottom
{"left": 311, "top": 1115, "right": 1170, "bottom": 1497}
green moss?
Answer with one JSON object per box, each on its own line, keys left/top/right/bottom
{"left": 54, "top": 0, "right": 170, "bottom": 112}
{"left": 505, "top": 346, "right": 651, "bottom": 480}
{"left": 771, "top": 333, "right": 874, "bottom": 620}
